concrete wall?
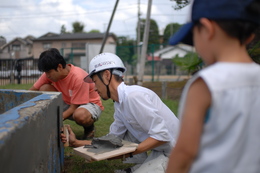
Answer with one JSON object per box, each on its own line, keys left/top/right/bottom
{"left": 0, "top": 89, "right": 64, "bottom": 173}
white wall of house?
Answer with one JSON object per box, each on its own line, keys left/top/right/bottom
{"left": 161, "top": 48, "right": 189, "bottom": 59}
{"left": 83, "top": 43, "right": 116, "bottom": 72}
{"left": 153, "top": 44, "right": 195, "bottom": 60}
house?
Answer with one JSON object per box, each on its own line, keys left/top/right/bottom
{"left": 0, "top": 36, "right": 35, "bottom": 59}
{"left": 0, "top": 36, "right": 7, "bottom": 48}
{"left": 32, "top": 32, "right": 117, "bottom": 66}
{"left": 146, "top": 44, "right": 195, "bottom": 75}
{"left": 147, "top": 44, "right": 195, "bottom": 61}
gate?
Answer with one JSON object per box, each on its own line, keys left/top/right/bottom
{"left": 0, "top": 58, "right": 41, "bottom": 86}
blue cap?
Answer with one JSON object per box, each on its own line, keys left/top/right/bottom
{"left": 169, "top": 0, "right": 260, "bottom": 46}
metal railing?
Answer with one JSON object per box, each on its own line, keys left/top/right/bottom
{"left": 0, "top": 58, "right": 42, "bottom": 86}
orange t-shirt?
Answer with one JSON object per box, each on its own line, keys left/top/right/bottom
{"left": 33, "top": 64, "right": 104, "bottom": 110}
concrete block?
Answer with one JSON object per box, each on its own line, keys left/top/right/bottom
{"left": 0, "top": 89, "right": 64, "bottom": 173}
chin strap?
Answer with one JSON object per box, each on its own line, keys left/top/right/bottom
{"left": 97, "top": 69, "right": 113, "bottom": 98}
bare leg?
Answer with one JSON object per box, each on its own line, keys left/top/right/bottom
{"left": 39, "top": 84, "right": 58, "bottom": 91}
{"left": 73, "top": 107, "right": 94, "bottom": 126}
{"left": 73, "top": 107, "right": 95, "bottom": 139}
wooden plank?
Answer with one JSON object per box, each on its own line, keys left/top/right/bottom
{"left": 73, "top": 140, "right": 138, "bottom": 163}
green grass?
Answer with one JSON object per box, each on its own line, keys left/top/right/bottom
{"left": 162, "top": 98, "right": 179, "bottom": 115}
{"left": 0, "top": 83, "right": 33, "bottom": 90}
{"left": 0, "top": 83, "right": 179, "bottom": 173}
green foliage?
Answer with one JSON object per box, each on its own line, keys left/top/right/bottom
{"left": 171, "top": 0, "right": 190, "bottom": 10}
{"left": 72, "top": 21, "right": 85, "bottom": 33}
{"left": 248, "top": 40, "right": 260, "bottom": 64}
{"left": 60, "top": 24, "right": 70, "bottom": 34}
{"left": 163, "top": 23, "right": 182, "bottom": 45}
{"left": 88, "top": 29, "right": 100, "bottom": 33}
{"left": 116, "top": 37, "right": 137, "bottom": 66}
{"left": 61, "top": 25, "right": 66, "bottom": 34}
{"left": 139, "top": 18, "right": 160, "bottom": 45}
{"left": 172, "top": 52, "right": 203, "bottom": 75}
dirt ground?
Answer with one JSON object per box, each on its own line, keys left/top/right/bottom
{"left": 124, "top": 75, "right": 189, "bottom": 100}
{"left": 142, "top": 79, "right": 188, "bottom": 100}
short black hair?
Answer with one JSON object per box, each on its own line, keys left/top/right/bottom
{"left": 38, "top": 48, "right": 66, "bottom": 72}
{"left": 215, "top": 0, "right": 260, "bottom": 45}
{"left": 215, "top": 20, "right": 258, "bottom": 45}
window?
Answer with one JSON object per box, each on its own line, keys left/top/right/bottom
{"left": 62, "top": 42, "right": 66, "bottom": 48}
{"left": 72, "top": 42, "right": 85, "bottom": 48}
{"left": 43, "top": 43, "right": 52, "bottom": 49}
{"left": 12, "top": 44, "right": 21, "bottom": 51}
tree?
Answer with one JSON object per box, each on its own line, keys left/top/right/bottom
{"left": 116, "top": 36, "right": 138, "bottom": 74}
{"left": 247, "top": 28, "right": 260, "bottom": 64}
{"left": 72, "top": 21, "right": 85, "bottom": 33}
{"left": 88, "top": 29, "right": 100, "bottom": 33}
{"left": 163, "top": 23, "right": 182, "bottom": 45}
{"left": 172, "top": 52, "right": 203, "bottom": 75}
{"left": 170, "top": 0, "right": 190, "bottom": 10}
{"left": 139, "top": 18, "right": 160, "bottom": 47}
{"left": 60, "top": 24, "right": 69, "bottom": 34}
{"left": 116, "top": 36, "right": 136, "bottom": 65}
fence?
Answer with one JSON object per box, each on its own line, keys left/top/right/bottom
{"left": 142, "top": 80, "right": 188, "bottom": 100}
{"left": 0, "top": 44, "right": 189, "bottom": 86}
{"left": 116, "top": 44, "right": 188, "bottom": 81}
{"left": 0, "top": 58, "right": 42, "bottom": 86}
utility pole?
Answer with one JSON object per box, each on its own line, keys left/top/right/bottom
{"left": 99, "top": 0, "right": 119, "bottom": 54}
{"left": 136, "top": 0, "right": 141, "bottom": 76}
{"left": 137, "top": 0, "right": 152, "bottom": 85}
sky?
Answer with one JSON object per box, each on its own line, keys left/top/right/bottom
{"left": 0, "top": 0, "right": 191, "bottom": 42}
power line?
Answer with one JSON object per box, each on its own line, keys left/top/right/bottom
{"left": 0, "top": 4, "right": 138, "bottom": 19}
{"left": 0, "top": 2, "right": 186, "bottom": 20}
{"left": 0, "top": 8, "right": 136, "bottom": 20}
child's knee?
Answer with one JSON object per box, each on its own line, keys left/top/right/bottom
{"left": 39, "top": 84, "right": 57, "bottom": 91}
{"left": 73, "top": 108, "right": 93, "bottom": 125}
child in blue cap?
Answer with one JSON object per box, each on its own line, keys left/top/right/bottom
{"left": 166, "top": 0, "right": 260, "bottom": 173}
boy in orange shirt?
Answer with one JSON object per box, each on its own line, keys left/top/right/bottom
{"left": 30, "top": 48, "right": 104, "bottom": 139}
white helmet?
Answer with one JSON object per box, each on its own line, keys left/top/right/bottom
{"left": 84, "top": 52, "right": 126, "bottom": 82}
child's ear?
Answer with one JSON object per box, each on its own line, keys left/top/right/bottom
{"left": 245, "top": 34, "right": 255, "bottom": 45}
{"left": 57, "top": 64, "right": 63, "bottom": 71}
{"left": 199, "top": 18, "right": 215, "bottom": 40}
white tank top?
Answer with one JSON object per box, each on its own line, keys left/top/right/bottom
{"left": 179, "top": 62, "right": 260, "bottom": 173}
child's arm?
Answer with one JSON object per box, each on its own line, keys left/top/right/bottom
{"left": 166, "top": 77, "right": 211, "bottom": 173}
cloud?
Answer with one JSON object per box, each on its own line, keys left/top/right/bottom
{"left": 0, "top": 0, "right": 190, "bottom": 42}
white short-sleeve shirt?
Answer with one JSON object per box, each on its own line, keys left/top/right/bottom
{"left": 179, "top": 62, "right": 260, "bottom": 173}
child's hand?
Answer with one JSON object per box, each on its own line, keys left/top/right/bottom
{"left": 60, "top": 125, "right": 77, "bottom": 147}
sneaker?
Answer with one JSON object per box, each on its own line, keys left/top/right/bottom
{"left": 82, "top": 124, "right": 95, "bottom": 140}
